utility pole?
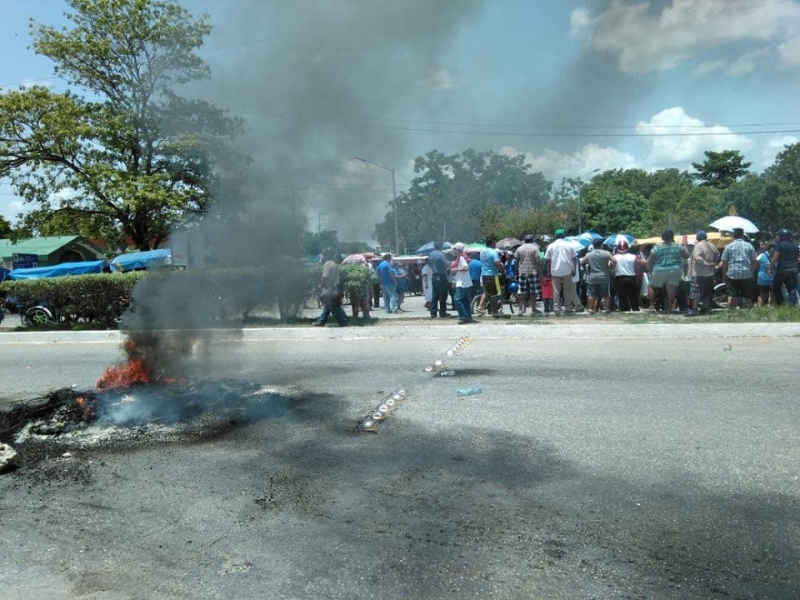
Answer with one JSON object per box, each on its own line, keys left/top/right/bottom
{"left": 354, "top": 156, "right": 399, "bottom": 255}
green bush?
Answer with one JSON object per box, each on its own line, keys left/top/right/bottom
{"left": 339, "top": 264, "right": 370, "bottom": 305}
{"left": 1, "top": 272, "right": 144, "bottom": 328}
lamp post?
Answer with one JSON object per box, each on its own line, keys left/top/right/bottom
{"left": 577, "top": 168, "right": 601, "bottom": 235}
{"left": 354, "top": 156, "right": 399, "bottom": 255}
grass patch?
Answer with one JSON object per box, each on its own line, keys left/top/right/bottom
{"left": 704, "top": 305, "right": 800, "bottom": 322}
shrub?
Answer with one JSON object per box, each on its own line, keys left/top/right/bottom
{"left": 0, "top": 272, "right": 144, "bottom": 328}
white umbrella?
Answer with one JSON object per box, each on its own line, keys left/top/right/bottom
{"left": 341, "top": 254, "right": 367, "bottom": 265}
{"left": 709, "top": 216, "right": 759, "bottom": 234}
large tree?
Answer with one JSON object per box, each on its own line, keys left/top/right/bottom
{"left": 761, "top": 142, "right": 800, "bottom": 232}
{"left": 373, "top": 149, "right": 551, "bottom": 249}
{"left": 691, "top": 150, "right": 752, "bottom": 189}
{"left": 0, "top": 0, "right": 242, "bottom": 250}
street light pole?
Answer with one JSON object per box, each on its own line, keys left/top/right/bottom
{"left": 355, "top": 156, "right": 399, "bottom": 255}
{"left": 577, "top": 168, "right": 601, "bottom": 235}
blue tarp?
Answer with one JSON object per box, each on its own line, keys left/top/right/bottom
{"left": 111, "top": 249, "right": 171, "bottom": 271}
{"left": 8, "top": 260, "right": 110, "bottom": 280}
{"left": 0, "top": 267, "right": 10, "bottom": 282}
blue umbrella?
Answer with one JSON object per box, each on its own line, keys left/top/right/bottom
{"left": 565, "top": 236, "right": 591, "bottom": 249}
{"left": 578, "top": 231, "right": 603, "bottom": 242}
{"left": 416, "top": 241, "right": 451, "bottom": 255}
{"left": 603, "top": 234, "right": 635, "bottom": 247}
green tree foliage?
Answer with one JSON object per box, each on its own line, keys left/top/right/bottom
{"left": 302, "top": 230, "right": 339, "bottom": 258}
{"left": 692, "top": 150, "right": 752, "bottom": 189}
{"left": 373, "top": 149, "right": 551, "bottom": 248}
{"left": 0, "top": 215, "right": 11, "bottom": 238}
{"left": 0, "top": 0, "right": 242, "bottom": 250}
{"left": 761, "top": 142, "right": 800, "bottom": 232}
{"left": 673, "top": 187, "right": 725, "bottom": 232}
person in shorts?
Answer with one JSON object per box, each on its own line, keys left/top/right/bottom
{"left": 686, "top": 230, "right": 720, "bottom": 316}
{"left": 647, "top": 229, "right": 689, "bottom": 312}
{"left": 514, "top": 234, "right": 542, "bottom": 315}
{"left": 581, "top": 238, "right": 616, "bottom": 313}
{"left": 721, "top": 227, "right": 756, "bottom": 310}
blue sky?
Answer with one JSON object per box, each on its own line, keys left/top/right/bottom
{"left": 2, "top": 0, "right": 800, "bottom": 240}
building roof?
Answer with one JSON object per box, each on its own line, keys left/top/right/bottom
{"left": 0, "top": 236, "right": 105, "bottom": 260}
{"left": 0, "top": 236, "right": 80, "bottom": 257}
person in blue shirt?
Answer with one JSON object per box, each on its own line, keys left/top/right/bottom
{"left": 477, "top": 236, "right": 504, "bottom": 315}
{"left": 377, "top": 254, "right": 398, "bottom": 313}
{"left": 755, "top": 241, "right": 774, "bottom": 307}
{"left": 468, "top": 253, "right": 482, "bottom": 303}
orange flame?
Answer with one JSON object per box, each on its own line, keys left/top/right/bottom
{"left": 75, "top": 395, "right": 95, "bottom": 420}
{"left": 96, "top": 357, "right": 152, "bottom": 389}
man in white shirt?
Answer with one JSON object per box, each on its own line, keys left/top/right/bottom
{"left": 544, "top": 229, "right": 582, "bottom": 314}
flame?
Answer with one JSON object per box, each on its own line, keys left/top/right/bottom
{"left": 75, "top": 395, "right": 95, "bottom": 420}
{"left": 96, "top": 357, "right": 152, "bottom": 389}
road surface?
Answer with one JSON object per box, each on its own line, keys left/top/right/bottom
{"left": 1, "top": 322, "right": 798, "bottom": 599}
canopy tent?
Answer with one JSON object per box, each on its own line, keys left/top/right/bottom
{"left": 634, "top": 232, "right": 732, "bottom": 249}
{"left": 111, "top": 249, "right": 171, "bottom": 272}
{"left": 8, "top": 260, "right": 110, "bottom": 280}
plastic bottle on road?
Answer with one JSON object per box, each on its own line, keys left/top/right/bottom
{"left": 439, "top": 370, "right": 456, "bottom": 377}
{"left": 456, "top": 386, "right": 483, "bottom": 396}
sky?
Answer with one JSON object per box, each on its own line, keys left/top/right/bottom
{"left": 1, "top": 0, "right": 800, "bottom": 242}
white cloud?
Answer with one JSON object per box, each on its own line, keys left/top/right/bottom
{"left": 498, "top": 107, "right": 775, "bottom": 179}
{"left": 761, "top": 134, "right": 800, "bottom": 166}
{"left": 499, "top": 144, "right": 636, "bottom": 181}
{"left": 777, "top": 35, "right": 800, "bottom": 66}
{"left": 569, "top": 8, "right": 592, "bottom": 35}
{"left": 580, "top": 0, "right": 800, "bottom": 74}
{"left": 637, "top": 107, "right": 754, "bottom": 169}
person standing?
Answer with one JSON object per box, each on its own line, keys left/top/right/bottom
{"left": 755, "top": 241, "right": 774, "bottom": 307}
{"left": 427, "top": 241, "right": 451, "bottom": 318}
{"left": 613, "top": 240, "right": 639, "bottom": 312}
{"left": 377, "top": 253, "right": 398, "bottom": 314}
{"left": 686, "top": 230, "right": 720, "bottom": 316}
{"left": 314, "top": 251, "right": 348, "bottom": 327}
{"left": 514, "top": 235, "right": 542, "bottom": 316}
{"left": 647, "top": 229, "right": 689, "bottom": 313}
{"left": 720, "top": 227, "right": 757, "bottom": 310}
{"left": 450, "top": 243, "right": 475, "bottom": 324}
{"left": 477, "top": 236, "right": 505, "bottom": 315}
{"left": 770, "top": 229, "right": 799, "bottom": 306}
{"left": 581, "top": 238, "right": 616, "bottom": 313}
{"left": 370, "top": 260, "right": 381, "bottom": 309}
{"left": 468, "top": 252, "right": 482, "bottom": 304}
{"left": 420, "top": 260, "right": 433, "bottom": 310}
{"left": 544, "top": 229, "right": 579, "bottom": 315}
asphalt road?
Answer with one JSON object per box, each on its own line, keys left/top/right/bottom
{"left": 1, "top": 322, "right": 799, "bottom": 599}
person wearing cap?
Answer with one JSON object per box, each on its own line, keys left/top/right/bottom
{"left": 449, "top": 243, "right": 475, "bottom": 323}
{"left": 720, "top": 227, "right": 757, "bottom": 310}
{"left": 770, "top": 228, "right": 798, "bottom": 306}
{"left": 514, "top": 234, "right": 542, "bottom": 315}
{"left": 686, "top": 230, "right": 720, "bottom": 316}
{"left": 612, "top": 240, "right": 640, "bottom": 311}
{"left": 544, "top": 228, "right": 583, "bottom": 315}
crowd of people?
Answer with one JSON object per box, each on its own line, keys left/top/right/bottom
{"left": 312, "top": 226, "right": 800, "bottom": 326}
